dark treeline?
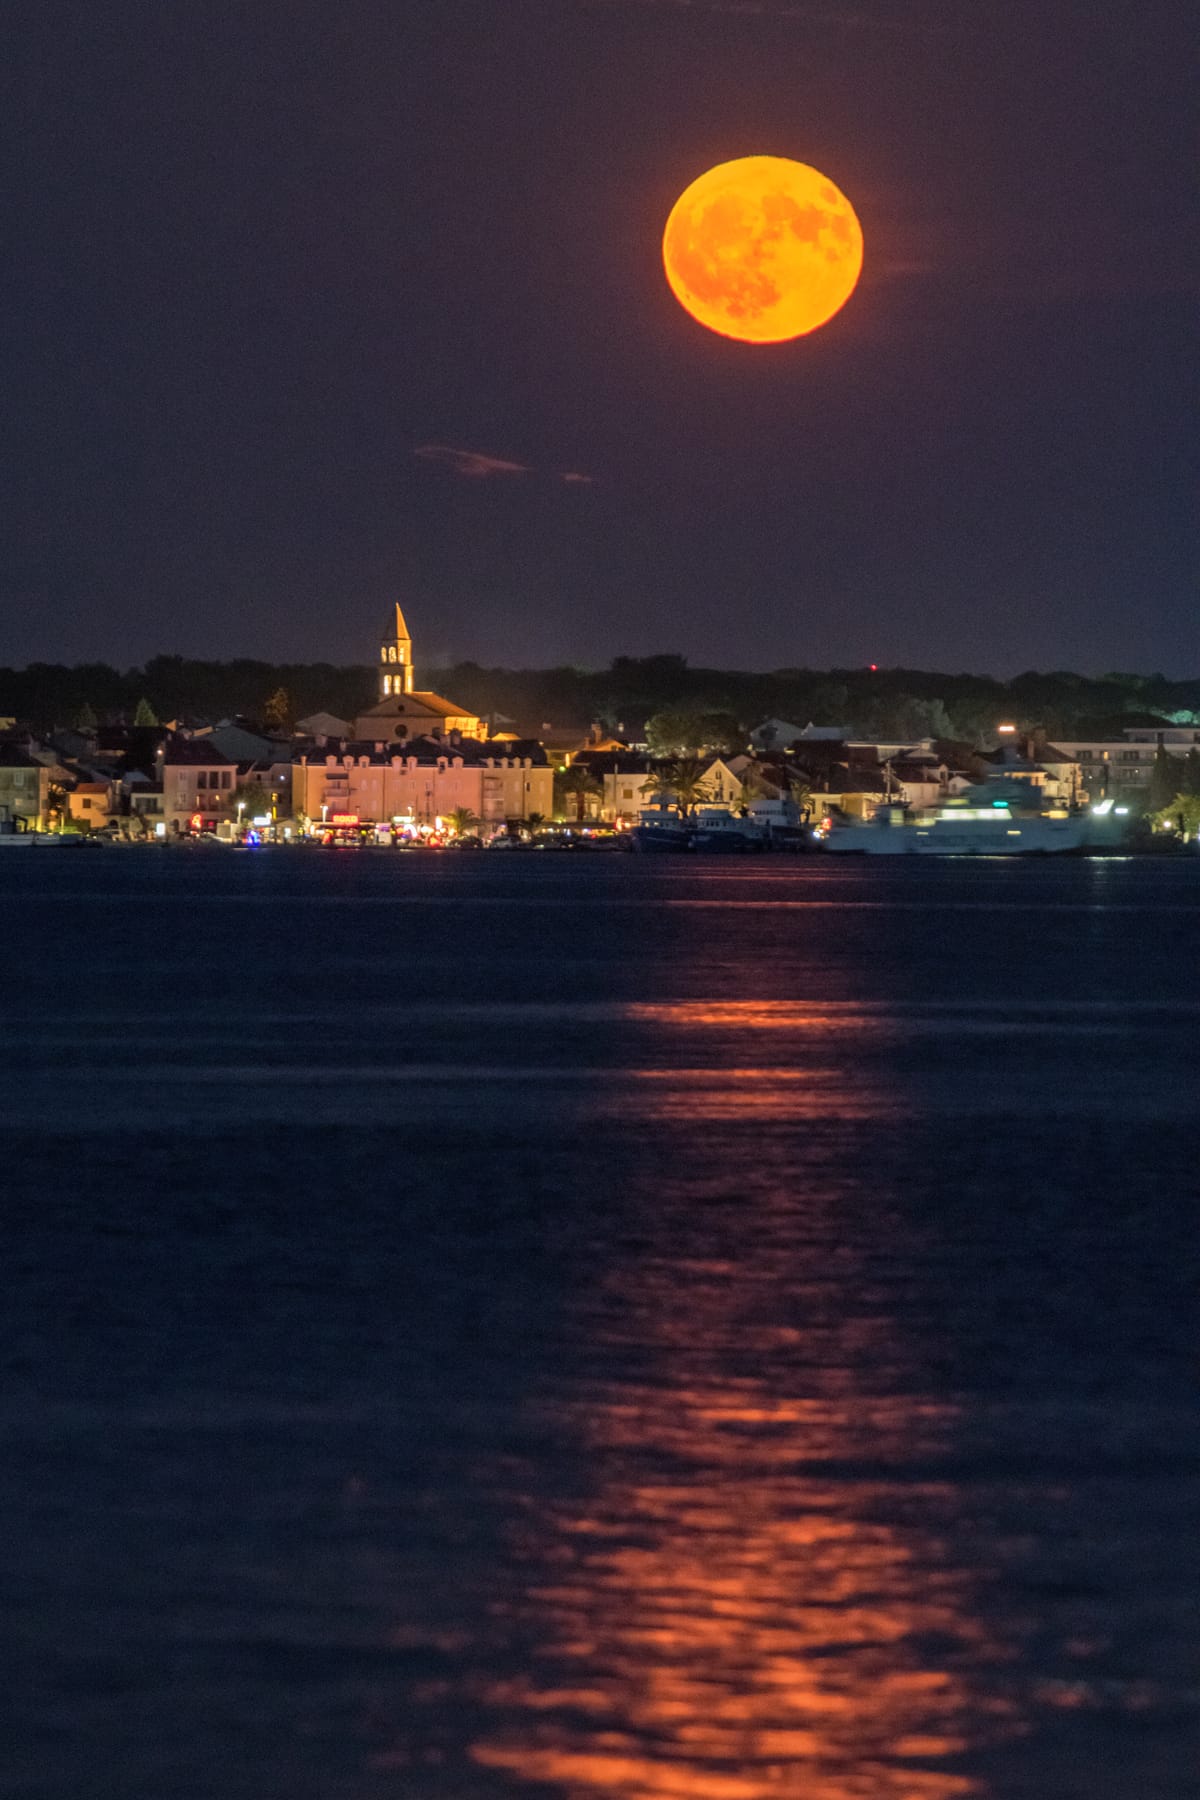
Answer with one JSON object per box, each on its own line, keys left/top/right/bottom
{"left": 2, "top": 653, "right": 1198, "bottom": 739}
{"left": 0, "top": 658, "right": 378, "bottom": 731}
{"left": 437, "top": 657, "right": 1200, "bottom": 741}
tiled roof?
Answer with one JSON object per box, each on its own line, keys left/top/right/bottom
{"left": 160, "top": 738, "right": 236, "bottom": 766}
{"left": 299, "top": 735, "right": 549, "bottom": 768}
{"left": 358, "top": 692, "right": 478, "bottom": 721}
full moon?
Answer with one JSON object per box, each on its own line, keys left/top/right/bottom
{"left": 663, "top": 155, "right": 863, "bottom": 343}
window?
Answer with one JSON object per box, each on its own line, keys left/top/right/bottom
{"left": 221, "top": 771, "right": 233, "bottom": 788}
{"left": 197, "top": 771, "right": 208, "bottom": 789}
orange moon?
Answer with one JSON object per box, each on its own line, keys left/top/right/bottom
{"left": 663, "top": 156, "right": 863, "bottom": 343}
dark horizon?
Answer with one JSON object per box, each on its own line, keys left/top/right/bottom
{"left": 4, "top": 648, "right": 1199, "bottom": 686}
{"left": 6, "top": 650, "right": 1198, "bottom": 747}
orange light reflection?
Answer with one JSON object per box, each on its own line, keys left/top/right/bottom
{"left": 447, "top": 979, "right": 1013, "bottom": 1795}
{"left": 468, "top": 1308, "right": 1013, "bottom": 1797}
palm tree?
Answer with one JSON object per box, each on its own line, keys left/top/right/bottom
{"left": 446, "top": 806, "right": 480, "bottom": 837}
{"left": 643, "top": 757, "right": 713, "bottom": 819}
{"left": 45, "top": 781, "right": 69, "bottom": 832}
{"left": 555, "top": 764, "right": 602, "bottom": 823}
{"left": 786, "top": 772, "right": 813, "bottom": 821}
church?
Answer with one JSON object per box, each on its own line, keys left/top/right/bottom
{"left": 352, "top": 603, "right": 483, "bottom": 742}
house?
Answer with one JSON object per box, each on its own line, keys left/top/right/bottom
{"left": 888, "top": 759, "right": 947, "bottom": 810}
{"left": 193, "top": 722, "right": 287, "bottom": 765}
{"left": 0, "top": 745, "right": 50, "bottom": 830}
{"left": 158, "top": 738, "right": 238, "bottom": 832}
{"left": 808, "top": 764, "right": 891, "bottom": 821}
{"left": 67, "top": 780, "right": 114, "bottom": 828}
{"left": 750, "top": 718, "right": 807, "bottom": 751}
{"left": 700, "top": 757, "right": 748, "bottom": 808}
{"left": 569, "top": 750, "right": 655, "bottom": 823}
{"left": 296, "top": 711, "right": 352, "bottom": 740}
{"left": 122, "top": 770, "right": 164, "bottom": 830}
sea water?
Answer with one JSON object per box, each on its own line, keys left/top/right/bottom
{"left": 2, "top": 851, "right": 1197, "bottom": 1798}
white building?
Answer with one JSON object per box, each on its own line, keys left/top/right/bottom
{"left": 1053, "top": 728, "right": 1198, "bottom": 801}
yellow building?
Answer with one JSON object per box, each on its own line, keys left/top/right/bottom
{"left": 67, "top": 780, "right": 114, "bottom": 828}
{"left": 353, "top": 603, "right": 483, "bottom": 742}
{"left": 293, "top": 743, "right": 552, "bottom": 832}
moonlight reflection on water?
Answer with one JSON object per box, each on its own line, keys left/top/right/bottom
{"left": 2, "top": 854, "right": 1197, "bottom": 1800}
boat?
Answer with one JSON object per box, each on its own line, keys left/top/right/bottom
{"left": 689, "top": 805, "right": 767, "bottom": 853}
{"left": 0, "top": 830, "right": 100, "bottom": 848}
{"left": 631, "top": 803, "right": 693, "bottom": 852}
{"left": 823, "top": 783, "right": 1091, "bottom": 855}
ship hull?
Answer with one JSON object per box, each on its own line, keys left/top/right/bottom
{"left": 824, "top": 815, "right": 1089, "bottom": 855}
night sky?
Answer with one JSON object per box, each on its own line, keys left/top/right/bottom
{"left": 4, "top": 0, "right": 1196, "bottom": 674}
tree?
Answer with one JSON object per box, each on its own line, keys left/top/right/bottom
{"left": 74, "top": 701, "right": 98, "bottom": 732}
{"left": 234, "top": 780, "right": 272, "bottom": 820}
{"left": 554, "top": 763, "right": 602, "bottom": 822}
{"left": 132, "top": 697, "right": 158, "bottom": 727}
{"left": 642, "top": 756, "right": 713, "bottom": 818}
{"left": 45, "top": 781, "right": 69, "bottom": 830}
{"left": 786, "top": 771, "right": 813, "bottom": 820}
{"left": 1151, "top": 793, "right": 1200, "bottom": 840}
{"left": 262, "top": 686, "right": 292, "bottom": 733}
{"left": 645, "top": 708, "right": 744, "bottom": 757}
{"left": 445, "top": 806, "right": 480, "bottom": 837}
{"left": 1180, "top": 748, "right": 1200, "bottom": 797}
{"left": 864, "top": 694, "right": 953, "bottom": 743}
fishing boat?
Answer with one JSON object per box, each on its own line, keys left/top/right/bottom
{"left": 689, "top": 805, "right": 767, "bottom": 853}
{"left": 631, "top": 802, "right": 693, "bottom": 852}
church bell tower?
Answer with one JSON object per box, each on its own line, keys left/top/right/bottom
{"left": 379, "top": 602, "right": 414, "bottom": 699}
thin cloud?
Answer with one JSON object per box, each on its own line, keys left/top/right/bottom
{"left": 413, "top": 445, "right": 594, "bottom": 485}
{"left": 414, "top": 445, "right": 532, "bottom": 479}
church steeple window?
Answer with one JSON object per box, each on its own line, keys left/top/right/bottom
{"left": 380, "top": 601, "right": 415, "bottom": 700}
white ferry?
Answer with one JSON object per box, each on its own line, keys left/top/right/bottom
{"left": 823, "top": 789, "right": 1090, "bottom": 856}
